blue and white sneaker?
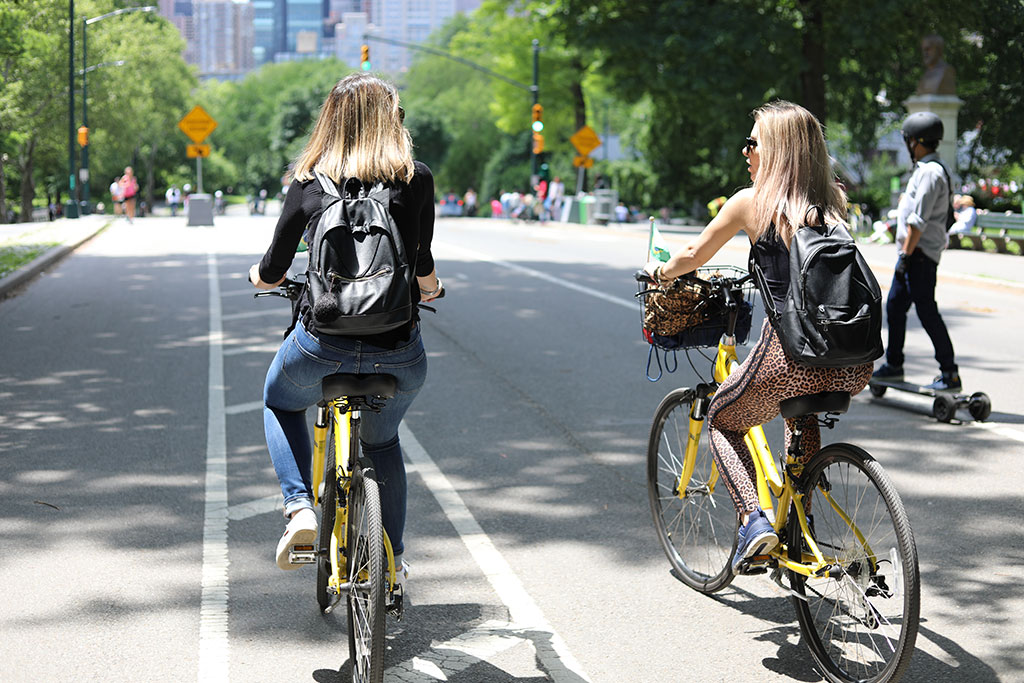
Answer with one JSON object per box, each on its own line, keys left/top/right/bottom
{"left": 731, "top": 511, "right": 779, "bottom": 575}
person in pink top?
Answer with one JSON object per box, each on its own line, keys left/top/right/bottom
{"left": 118, "top": 166, "right": 139, "bottom": 222}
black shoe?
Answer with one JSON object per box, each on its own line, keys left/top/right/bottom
{"left": 871, "top": 364, "right": 903, "bottom": 381}
{"left": 924, "top": 372, "right": 961, "bottom": 392}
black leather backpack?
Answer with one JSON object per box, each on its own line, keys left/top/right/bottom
{"left": 750, "top": 207, "right": 884, "bottom": 367}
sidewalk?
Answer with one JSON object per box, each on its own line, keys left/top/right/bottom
{"left": 0, "top": 214, "right": 112, "bottom": 297}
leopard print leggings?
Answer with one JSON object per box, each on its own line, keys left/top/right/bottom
{"left": 707, "top": 318, "right": 873, "bottom": 514}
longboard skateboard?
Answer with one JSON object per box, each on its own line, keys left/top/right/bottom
{"left": 868, "top": 378, "right": 991, "bottom": 422}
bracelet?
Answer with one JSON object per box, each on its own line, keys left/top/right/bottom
{"left": 420, "top": 279, "right": 442, "bottom": 297}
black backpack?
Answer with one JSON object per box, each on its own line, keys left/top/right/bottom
{"left": 750, "top": 207, "right": 884, "bottom": 367}
{"left": 305, "top": 171, "right": 413, "bottom": 335}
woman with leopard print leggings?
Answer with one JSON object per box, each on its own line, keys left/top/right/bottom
{"left": 644, "top": 100, "right": 872, "bottom": 574}
{"left": 707, "top": 318, "right": 872, "bottom": 515}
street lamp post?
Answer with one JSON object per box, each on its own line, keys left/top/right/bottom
{"left": 80, "top": 6, "right": 155, "bottom": 215}
{"left": 65, "top": 0, "right": 79, "bottom": 219}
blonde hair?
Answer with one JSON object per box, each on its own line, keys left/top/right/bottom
{"left": 749, "top": 100, "right": 847, "bottom": 244}
{"left": 292, "top": 73, "right": 415, "bottom": 184}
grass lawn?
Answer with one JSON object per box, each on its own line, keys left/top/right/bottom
{"left": 0, "top": 242, "right": 58, "bottom": 278}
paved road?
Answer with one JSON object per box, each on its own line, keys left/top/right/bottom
{"left": 1, "top": 214, "right": 1022, "bottom": 682}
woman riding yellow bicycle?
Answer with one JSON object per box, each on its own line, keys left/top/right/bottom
{"left": 643, "top": 100, "right": 873, "bottom": 575}
{"left": 249, "top": 73, "right": 444, "bottom": 585}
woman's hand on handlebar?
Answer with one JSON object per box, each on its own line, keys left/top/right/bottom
{"left": 249, "top": 263, "right": 284, "bottom": 290}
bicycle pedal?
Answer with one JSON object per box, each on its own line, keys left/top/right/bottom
{"left": 288, "top": 544, "right": 317, "bottom": 564}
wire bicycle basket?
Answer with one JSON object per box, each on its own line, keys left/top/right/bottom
{"left": 636, "top": 265, "right": 757, "bottom": 381}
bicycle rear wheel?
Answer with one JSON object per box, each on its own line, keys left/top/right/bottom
{"left": 346, "top": 466, "right": 385, "bottom": 683}
{"left": 316, "top": 423, "right": 337, "bottom": 612}
{"left": 788, "top": 443, "right": 919, "bottom": 683}
{"left": 647, "top": 387, "right": 737, "bottom": 593}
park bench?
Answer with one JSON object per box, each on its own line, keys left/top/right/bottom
{"left": 951, "top": 211, "right": 1024, "bottom": 255}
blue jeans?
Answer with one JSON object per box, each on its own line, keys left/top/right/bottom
{"left": 263, "top": 322, "right": 427, "bottom": 556}
{"left": 885, "top": 251, "right": 957, "bottom": 374}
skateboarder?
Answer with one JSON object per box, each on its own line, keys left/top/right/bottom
{"left": 872, "top": 112, "right": 960, "bottom": 391}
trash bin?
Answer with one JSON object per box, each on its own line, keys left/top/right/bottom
{"left": 187, "top": 194, "right": 215, "bottom": 226}
{"left": 591, "top": 189, "right": 618, "bottom": 224}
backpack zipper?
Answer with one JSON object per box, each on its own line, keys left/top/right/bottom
{"left": 328, "top": 266, "right": 393, "bottom": 283}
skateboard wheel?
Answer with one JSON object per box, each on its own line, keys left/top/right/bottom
{"left": 932, "top": 395, "right": 956, "bottom": 423}
{"left": 968, "top": 392, "right": 992, "bottom": 421}
{"left": 869, "top": 384, "right": 886, "bottom": 398}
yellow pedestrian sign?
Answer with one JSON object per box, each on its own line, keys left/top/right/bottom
{"left": 178, "top": 105, "right": 218, "bottom": 144}
{"left": 187, "top": 144, "right": 211, "bottom": 158}
{"left": 572, "top": 155, "right": 594, "bottom": 169}
{"left": 570, "top": 125, "right": 601, "bottom": 157}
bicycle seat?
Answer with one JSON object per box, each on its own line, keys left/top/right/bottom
{"left": 322, "top": 373, "right": 398, "bottom": 402}
{"left": 779, "top": 391, "right": 850, "bottom": 419}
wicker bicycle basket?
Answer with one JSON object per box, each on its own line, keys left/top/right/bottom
{"left": 637, "top": 265, "right": 756, "bottom": 350}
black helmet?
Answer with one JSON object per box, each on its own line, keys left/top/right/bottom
{"left": 902, "top": 112, "right": 943, "bottom": 146}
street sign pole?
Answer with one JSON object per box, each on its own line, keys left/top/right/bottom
{"left": 530, "top": 39, "right": 539, "bottom": 186}
{"left": 197, "top": 156, "right": 203, "bottom": 195}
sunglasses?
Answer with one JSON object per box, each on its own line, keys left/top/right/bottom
{"left": 744, "top": 137, "right": 758, "bottom": 153}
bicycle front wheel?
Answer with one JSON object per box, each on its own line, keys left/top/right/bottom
{"left": 789, "top": 443, "right": 920, "bottom": 683}
{"left": 346, "top": 466, "right": 385, "bottom": 683}
{"left": 647, "top": 387, "right": 737, "bottom": 593}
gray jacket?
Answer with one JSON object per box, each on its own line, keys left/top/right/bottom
{"left": 896, "top": 152, "right": 951, "bottom": 263}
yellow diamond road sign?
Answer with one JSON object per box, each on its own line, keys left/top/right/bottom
{"left": 178, "top": 105, "right": 217, "bottom": 144}
{"left": 570, "top": 125, "right": 601, "bottom": 156}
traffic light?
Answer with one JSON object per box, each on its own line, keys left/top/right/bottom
{"left": 360, "top": 44, "right": 371, "bottom": 71}
{"left": 531, "top": 103, "right": 544, "bottom": 132}
{"left": 532, "top": 131, "right": 544, "bottom": 155}
{"left": 77, "top": 126, "right": 89, "bottom": 147}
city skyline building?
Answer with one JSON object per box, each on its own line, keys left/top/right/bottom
{"left": 160, "top": 0, "right": 484, "bottom": 77}
{"left": 195, "top": 0, "right": 256, "bottom": 78}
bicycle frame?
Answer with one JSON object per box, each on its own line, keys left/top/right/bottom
{"left": 311, "top": 401, "right": 398, "bottom": 597}
{"left": 678, "top": 335, "right": 877, "bottom": 580}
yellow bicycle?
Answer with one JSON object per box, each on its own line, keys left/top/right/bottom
{"left": 258, "top": 278, "right": 404, "bottom": 683}
{"left": 640, "top": 266, "right": 920, "bottom": 683}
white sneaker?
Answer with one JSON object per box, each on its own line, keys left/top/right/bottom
{"left": 275, "top": 508, "right": 317, "bottom": 570}
{"left": 387, "top": 558, "right": 409, "bottom": 615}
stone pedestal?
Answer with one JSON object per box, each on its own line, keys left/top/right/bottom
{"left": 904, "top": 94, "right": 963, "bottom": 173}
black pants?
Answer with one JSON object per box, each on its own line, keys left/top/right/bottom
{"left": 885, "top": 251, "right": 957, "bottom": 373}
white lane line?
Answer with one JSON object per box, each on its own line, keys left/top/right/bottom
{"left": 437, "top": 241, "right": 636, "bottom": 311}
{"left": 199, "top": 253, "right": 230, "bottom": 682}
{"left": 399, "top": 423, "right": 591, "bottom": 683}
{"left": 225, "top": 400, "right": 263, "bottom": 415}
{"left": 228, "top": 493, "right": 283, "bottom": 522}
{"left": 971, "top": 420, "right": 1024, "bottom": 443}
{"left": 385, "top": 620, "right": 528, "bottom": 681}
{"left": 222, "top": 343, "right": 280, "bottom": 357}
{"left": 221, "top": 309, "right": 288, "bottom": 322}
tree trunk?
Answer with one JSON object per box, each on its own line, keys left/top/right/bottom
{"left": 146, "top": 140, "right": 157, "bottom": 214}
{"left": 18, "top": 137, "right": 36, "bottom": 223}
{"left": 799, "top": 0, "right": 827, "bottom": 123}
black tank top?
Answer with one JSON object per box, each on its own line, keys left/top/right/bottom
{"left": 750, "top": 229, "right": 789, "bottom": 313}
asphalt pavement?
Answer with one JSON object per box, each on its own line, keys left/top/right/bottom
{"left": 1, "top": 211, "right": 1022, "bottom": 682}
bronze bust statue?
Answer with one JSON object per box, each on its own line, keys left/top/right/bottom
{"left": 916, "top": 34, "right": 956, "bottom": 96}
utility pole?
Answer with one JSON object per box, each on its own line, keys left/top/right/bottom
{"left": 65, "top": 0, "right": 80, "bottom": 218}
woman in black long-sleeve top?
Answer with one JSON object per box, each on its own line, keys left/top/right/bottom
{"left": 249, "top": 73, "right": 442, "bottom": 580}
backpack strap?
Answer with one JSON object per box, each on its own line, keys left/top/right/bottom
{"left": 314, "top": 171, "right": 341, "bottom": 198}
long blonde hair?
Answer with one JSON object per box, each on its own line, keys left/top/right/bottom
{"left": 749, "top": 101, "right": 847, "bottom": 244}
{"left": 292, "top": 73, "right": 415, "bottom": 184}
